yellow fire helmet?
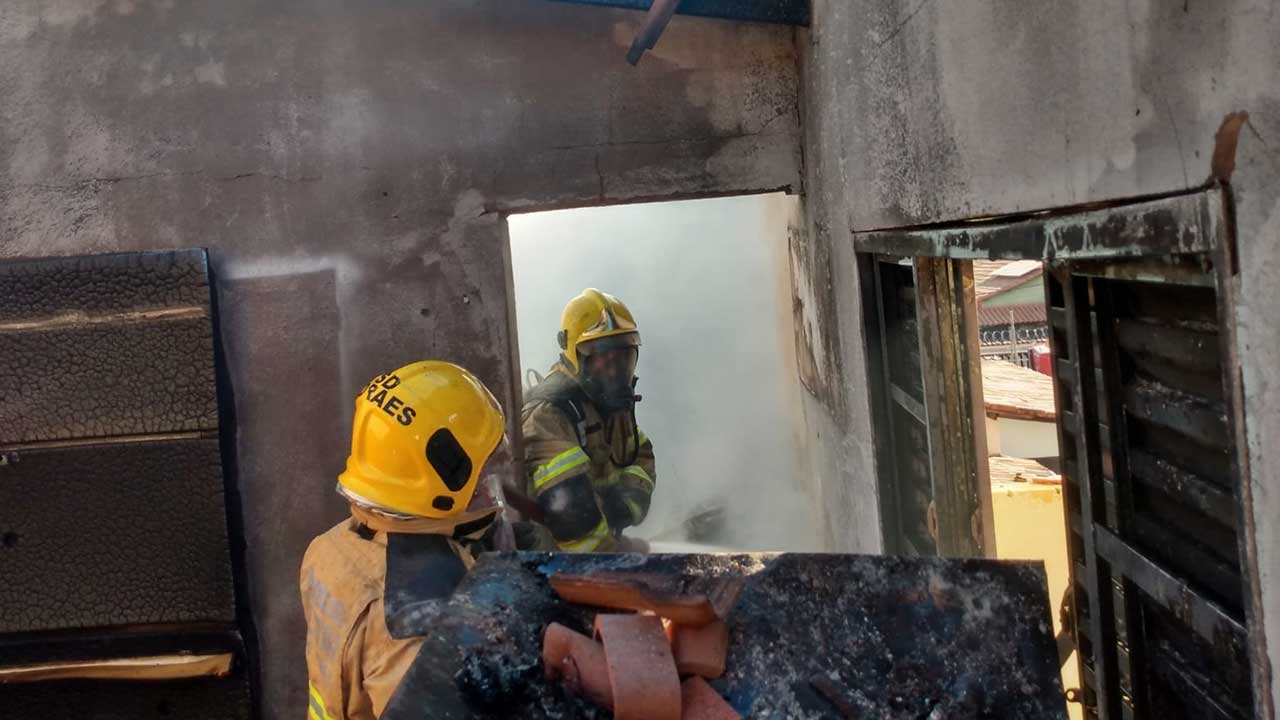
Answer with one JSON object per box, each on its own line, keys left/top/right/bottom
{"left": 558, "top": 288, "right": 641, "bottom": 372}
{"left": 338, "top": 361, "right": 506, "bottom": 519}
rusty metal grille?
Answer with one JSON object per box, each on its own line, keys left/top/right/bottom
{"left": 1048, "top": 255, "right": 1251, "bottom": 719}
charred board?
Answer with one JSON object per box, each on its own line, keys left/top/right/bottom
{"left": 0, "top": 672, "right": 251, "bottom": 720}
{"left": 0, "top": 249, "right": 251, "bottom": 720}
{"left": 382, "top": 552, "right": 1067, "bottom": 719}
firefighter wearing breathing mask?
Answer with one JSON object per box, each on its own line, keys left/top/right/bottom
{"left": 518, "top": 289, "right": 656, "bottom": 552}
{"left": 301, "top": 361, "right": 508, "bottom": 720}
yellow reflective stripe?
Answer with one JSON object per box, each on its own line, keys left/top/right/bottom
{"left": 624, "top": 496, "right": 645, "bottom": 523}
{"left": 621, "top": 465, "right": 654, "bottom": 492}
{"left": 308, "top": 683, "right": 333, "bottom": 720}
{"left": 638, "top": 431, "right": 651, "bottom": 448}
{"left": 533, "top": 447, "right": 589, "bottom": 490}
{"left": 558, "top": 518, "right": 609, "bottom": 552}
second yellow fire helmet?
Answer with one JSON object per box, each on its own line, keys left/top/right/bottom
{"left": 338, "top": 361, "right": 505, "bottom": 519}
{"left": 557, "top": 288, "right": 641, "bottom": 372}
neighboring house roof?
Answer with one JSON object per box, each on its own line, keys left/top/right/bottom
{"left": 975, "top": 259, "right": 1044, "bottom": 301}
{"left": 977, "top": 302, "right": 1047, "bottom": 328}
{"left": 988, "top": 455, "right": 1061, "bottom": 485}
{"left": 972, "top": 260, "right": 1005, "bottom": 293}
{"left": 982, "top": 359, "right": 1056, "bottom": 420}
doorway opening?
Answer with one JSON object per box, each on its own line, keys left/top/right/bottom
{"left": 504, "top": 193, "right": 826, "bottom": 553}
{"left": 969, "top": 259, "right": 1079, "bottom": 720}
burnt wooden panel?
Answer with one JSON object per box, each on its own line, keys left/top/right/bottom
{"left": 0, "top": 318, "right": 218, "bottom": 444}
{"left": 915, "top": 257, "right": 991, "bottom": 557}
{"left": 0, "top": 672, "right": 252, "bottom": 720}
{"left": 0, "top": 438, "right": 236, "bottom": 634}
{"left": 865, "top": 254, "right": 992, "bottom": 559}
{"left": 0, "top": 249, "right": 253, "bottom": 718}
{"left": 0, "top": 251, "right": 212, "bottom": 323}
{"left": 0, "top": 250, "right": 218, "bottom": 446}
{"left": 853, "top": 190, "right": 1221, "bottom": 262}
{"left": 1051, "top": 250, "right": 1253, "bottom": 719}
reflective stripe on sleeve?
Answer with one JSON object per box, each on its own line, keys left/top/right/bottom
{"left": 557, "top": 517, "right": 610, "bottom": 552}
{"left": 532, "top": 447, "right": 590, "bottom": 490}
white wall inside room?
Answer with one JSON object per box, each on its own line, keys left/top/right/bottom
{"left": 993, "top": 417, "right": 1060, "bottom": 460}
{"left": 507, "top": 193, "right": 825, "bottom": 552}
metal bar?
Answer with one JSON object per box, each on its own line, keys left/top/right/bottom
{"left": 855, "top": 191, "right": 1219, "bottom": 261}
{"left": 1070, "top": 513, "right": 1084, "bottom": 537}
{"left": 625, "top": 0, "right": 679, "bottom": 65}
{"left": 547, "top": 0, "right": 810, "bottom": 25}
{"left": 1056, "top": 358, "right": 1075, "bottom": 385}
{"left": 890, "top": 383, "right": 926, "bottom": 425}
{"left": 1128, "top": 449, "right": 1236, "bottom": 527}
{"left": 1094, "top": 526, "right": 1246, "bottom": 643}
{"left": 1059, "top": 270, "right": 1121, "bottom": 719}
{"left": 1211, "top": 185, "right": 1273, "bottom": 719}
{"left": 1050, "top": 307, "right": 1070, "bottom": 330}
{"left": 1060, "top": 409, "right": 1080, "bottom": 436}
{"left": 1091, "top": 278, "right": 1150, "bottom": 716}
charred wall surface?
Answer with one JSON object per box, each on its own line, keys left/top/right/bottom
{"left": 0, "top": 2, "right": 802, "bottom": 716}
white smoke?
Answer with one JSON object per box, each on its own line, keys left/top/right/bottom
{"left": 507, "top": 193, "right": 824, "bottom": 552}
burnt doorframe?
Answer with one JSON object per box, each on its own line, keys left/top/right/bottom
{"left": 853, "top": 184, "right": 1269, "bottom": 719}
{"left": 858, "top": 253, "right": 993, "bottom": 558}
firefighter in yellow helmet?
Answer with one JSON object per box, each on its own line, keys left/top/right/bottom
{"left": 517, "top": 289, "right": 656, "bottom": 552}
{"left": 300, "top": 361, "right": 507, "bottom": 720}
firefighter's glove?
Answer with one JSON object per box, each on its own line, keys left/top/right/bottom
{"left": 601, "top": 482, "right": 647, "bottom": 531}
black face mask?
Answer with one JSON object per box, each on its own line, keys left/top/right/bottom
{"left": 580, "top": 347, "right": 639, "bottom": 415}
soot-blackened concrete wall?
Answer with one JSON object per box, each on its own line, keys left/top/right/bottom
{"left": 0, "top": 2, "right": 801, "bottom": 716}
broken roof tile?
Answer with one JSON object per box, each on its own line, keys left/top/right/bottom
{"left": 594, "top": 614, "right": 682, "bottom": 720}
{"left": 542, "top": 622, "right": 613, "bottom": 709}
{"left": 668, "top": 620, "right": 729, "bottom": 679}
{"left": 550, "top": 572, "right": 742, "bottom": 626}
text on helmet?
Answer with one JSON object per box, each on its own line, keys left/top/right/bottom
{"left": 361, "top": 373, "right": 417, "bottom": 426}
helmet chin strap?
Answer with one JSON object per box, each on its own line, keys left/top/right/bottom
{"left": 348, "top": 501, "right": 500, "bottom": 539}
